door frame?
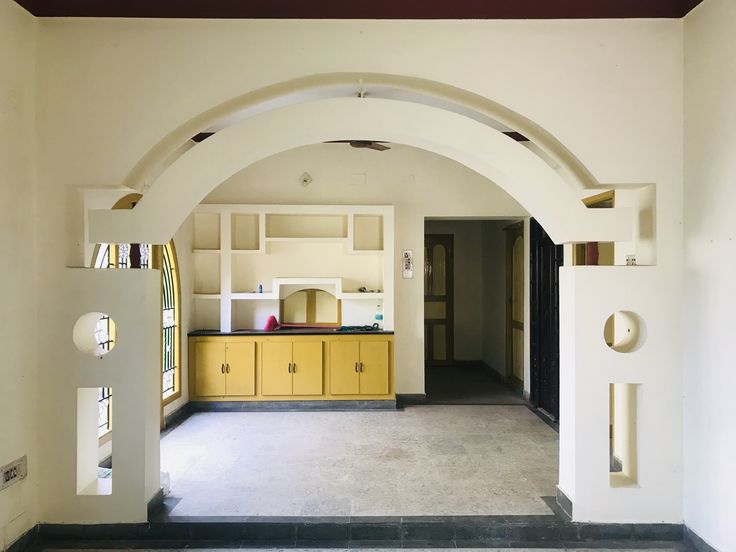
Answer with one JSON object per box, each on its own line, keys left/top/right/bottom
{"left": 504, "top": 221, "right": 524, "bottom": 386}
{"left": 424, "top": 234, "right": 454, "bottom": 366}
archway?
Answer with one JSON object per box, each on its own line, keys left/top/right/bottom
{"left": 90, "top": 97, "right": 631, "bottom": 247}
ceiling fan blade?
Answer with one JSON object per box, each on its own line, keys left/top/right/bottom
{"left": 367, "top": 142, "right": 390, "bottom": 151}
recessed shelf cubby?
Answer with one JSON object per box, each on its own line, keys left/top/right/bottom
{"left": 232, "top": 213, "right": 260, "bottom": 251}
{"left": 266, "top": 214, "right": 347, "bottom": 239}
{"left": 191, "top": 205, "right": 394, "bottom": 332}
{"left": 193, "top": 212, "right": 220, "bottom": 250}
{"left": 353, "top": 214, "right": 384, "bottom": 251}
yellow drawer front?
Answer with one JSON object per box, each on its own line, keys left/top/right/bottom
{"left": 225, "top": 342, "right": 256, "bottom": 396}
{"left": 292, "top": 341, "right": 323, "bottom": 396}
{"left": 261, "top": 341, "right": 293, "bottom": 395}
{"left": 195, "top": 341, "right": 226, "bottom": 396}
{"left": 359, "top": 341, "right": 389, "bottom": 395}
{"left": 329, "top": 341, "right": 360, "bottom": 395}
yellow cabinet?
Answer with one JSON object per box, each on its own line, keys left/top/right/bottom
{"left": 330, "top": 340, "right": 389, "bottom": 395}
{"left": 262, "top": 340, "right": 324, "bottom": 396}
{"left": 195, "top": 341, "right": 255, "bottom": 397}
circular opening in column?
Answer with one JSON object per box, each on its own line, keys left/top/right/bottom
{"left": 73, "top": 312, "right": 117, "bottom": 357}
{"left": 603, "top": 311, "right": 644, "bottom": 353}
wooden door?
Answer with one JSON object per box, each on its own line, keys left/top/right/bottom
{"left": 359, "top": 341, "right": 389, "bottom": 395}
{"left": 262, "top": 341, "right": 293, "bottom": 395}
{"left": 505, "top": 222, "right": 525, "bottom": 386}
{"left": 225, "top": 341, "right": 256, "bottom": 396}
{"left": 329, "top": 340, "right": 360, "bottom": 395}
{"left": 424, "top": 235, "right": 454, "bottom": 365}
{"left": 292, "top": 341, "right": 323, "bottom": 395}
{"left": 530, "top": 218, "right": 563, "bottom": 421}
{"left": 195, "top": 341, "right": 226, "bottom": 396}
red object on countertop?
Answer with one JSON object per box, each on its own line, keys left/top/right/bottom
{"left": 263, "top": 315, "right": 280, "bottom": 331}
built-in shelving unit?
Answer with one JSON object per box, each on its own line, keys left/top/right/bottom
{"left": 191, "top": 204, "right": 394, "bottom": 332}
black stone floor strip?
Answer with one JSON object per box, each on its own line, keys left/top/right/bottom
{"left": 33, "top": 516, "right": 689, "bottom": 550}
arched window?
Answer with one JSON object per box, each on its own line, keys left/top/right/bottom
{"left": 91, "top": 240, "right": 181, "bottom": 406}
{"left": 161, "top": 242, "right": 180, "bottom": 401}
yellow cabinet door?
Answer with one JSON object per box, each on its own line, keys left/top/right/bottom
{"left": 195, "top": 341, "right": 226, "bottom": 396}
{"left": 262, "top": 341, "right": 293, "bottom": 395}
{"left": 359, "top": 341, "right": 389, "bottom": 395}
{"left": 329, "top": 341, "right": 360, "bottom": 395}
{"left": 292, "top": 342, "right": 323, "bottom": 396}
{"left": 225, "top": 342, "right": 256, "bottom": 396}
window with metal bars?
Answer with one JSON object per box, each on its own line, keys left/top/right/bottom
{"left": 92, "top": 241, "right": 179, "bottom": 404}
{"left": 161, "top": 243, "right": 178, "bottom": 399}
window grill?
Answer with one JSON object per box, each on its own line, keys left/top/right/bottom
{"left": 162, "top": 244, "right": 178, "bottom": 399}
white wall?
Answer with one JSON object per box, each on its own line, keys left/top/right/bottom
{"left": 204, "top": 144, "right": 527, "bottom": 392}
{"left": 0, "top": 2, "right": 38, "bottom": 548}
{"left": 17, "top": 13, "right": 686, "bottom": 525}
{"left": 683, "top": 1, "right": 736, "bottom": 550}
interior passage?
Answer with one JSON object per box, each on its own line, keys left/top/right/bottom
{"left": 160, "top": 405, "right": 558, "bottom": 517}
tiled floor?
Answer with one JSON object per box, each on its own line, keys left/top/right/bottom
{"left": 425, "top": 365, "right": 526, "bottom": 405}
{"left": 160, "top": 404, "right": 559, "bottom": 517}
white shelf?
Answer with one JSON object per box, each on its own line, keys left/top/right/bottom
{"left": 340, "top": 292, "right": 385, "bottom": 300}
{"left": 231, "top": 292, "right": 277, "bottom": 300}
{"left": 265, "top": 237, "right": 348, "bottom": 244}
{"left": 231, "top": 249, "right": 262, "bottom": 254}
{"left": 193, "top": 293, "right": 221, "bottom": 299}
{"left": 192, "top": 248, "right": 220, "bottom": 254}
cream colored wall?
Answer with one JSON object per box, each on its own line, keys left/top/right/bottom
{"left": 0, "top": 2, "right": 38, "bottom": 549}
{"left": 20, "top": 13, "right": 686, "bottom": 525}
{"left": 684, "top": 1, "right": 736, "bottom": 550}
{"left": 203, "top": 144, "right": 527, "bottom": 392}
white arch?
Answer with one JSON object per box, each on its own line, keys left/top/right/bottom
{"left": 123, "top": 73, "right": 599, "bottom": 195}
{"left": 89, "top": 97, "right": 631, "bottom": 245}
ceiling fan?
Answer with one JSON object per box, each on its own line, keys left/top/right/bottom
{"left": 325, "top": 140, "right": 391, "bottom": 151}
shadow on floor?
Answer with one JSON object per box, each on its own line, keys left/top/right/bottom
{"left": 425, "top": 363, "right": 525, "bottom": 405}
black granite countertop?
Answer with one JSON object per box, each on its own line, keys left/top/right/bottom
{"left": 189, "top": 328, "right": 394, "bottom": 336}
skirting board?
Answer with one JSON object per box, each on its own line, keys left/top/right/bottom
{"left": 188, "top": 400, "right": 397, "bottom": 412}
{"left": 686, "top": 527, "right": 720, "bottom": 552}
{"left": 555, "top": 486, "right": 573, "bottom": 520}
{"left": 4, "top": 526, "right": 37, "bottom": 552}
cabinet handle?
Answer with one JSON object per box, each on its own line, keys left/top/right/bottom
{"left": 221, "top": 363, "right": 225, "bottom": 374}
{"left": 226, "top": 363, "right": 230, "bottom": 374}
{"left": 288, "top": 362, "right": 292, "bottom": 373}
{"left": 292, "top": 363, "right": 296, "bottom": 373}
{"left": 360, "top": 362, "right": 364, "bottom": 372}
{"left": 355, "top": 362, "right": 359, "bottom": 373}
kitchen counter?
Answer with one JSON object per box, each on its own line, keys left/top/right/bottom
{"left": 189, "top": 328, "right": 394, "bottom": 337}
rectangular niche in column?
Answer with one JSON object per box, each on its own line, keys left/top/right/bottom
{"left": 77, "top": 387, "right": 112, "bottom": 495}
{"left": 609, "top": 383, "right": 640, "bottom": 487}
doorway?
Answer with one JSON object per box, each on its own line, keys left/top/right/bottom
{"left": 529, "top": 218, "right": 563, "bottom": 421}
{"left": 424, "top": 234, "right": 454, "bottom": 365}
{"left": 504, "top": 221, "right": 525, "bottom": 389}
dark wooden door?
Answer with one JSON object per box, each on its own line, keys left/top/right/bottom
{"left": 530, "top": 218, "right": 563, "bottom": 421}
{"left": 424, "top": 235, "right": 454, "bottom": 365}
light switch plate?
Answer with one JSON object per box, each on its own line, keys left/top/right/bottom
{"left": 1, "top": 456, "right": 27, "bottom": 491}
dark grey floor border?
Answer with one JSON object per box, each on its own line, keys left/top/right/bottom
{"left": 147, "top": 489, "right": 165, "bottom": 520}
{"left": 33, "top": 516, "right": 687, "bottom": 549}
{"left": 555, "top": 486, "right": 573, "bottom": 521}
{"left": 685, "top": 526, "right": 720, "bottom": 552}
{"left": 188, "top": 400, "right": 397, "bottom": 412}
{"left": 396, "top": 393, "right": 427, "bottom": 407}
{"left": 6, "top": 526, "right": 37, "bottom": 552}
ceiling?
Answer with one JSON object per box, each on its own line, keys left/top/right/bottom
{"left": 15, "top": 0, "right": 704, "bottom": 19}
